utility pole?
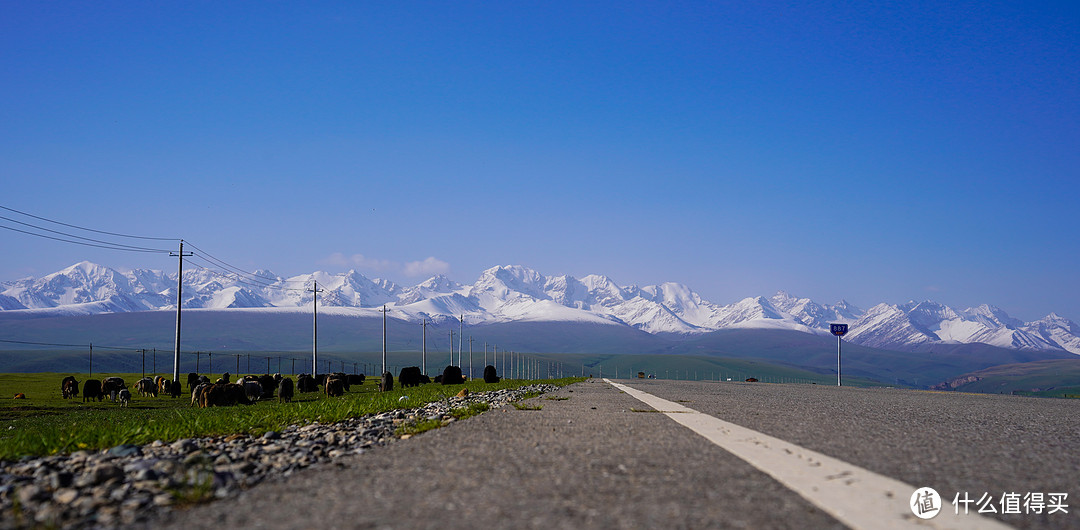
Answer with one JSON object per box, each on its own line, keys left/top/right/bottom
{"left": 309, "top": 282, "right": 323, "bottom": 376}
{"left": 88, "top": 342, "right": 93, "bottom": 378}
{"left": 380, "top": 305, "right": 389, "bottom": 376}
{"left": 449, "top": 330, "right": 455, "bottom": 367}
{"left": 170, "top": 239, "right": 192, "bottom": 386}
{"left": 422, "top": 317, "right": 427, "bottom": 376}
{"left": 458, "top": 314, "right": 463, "bottom": 367}
{"left": 493, "top": 344, "right": 497, "bottom": 370}
{"left": 468, "top": 335, "right": 474, "bottom": 380}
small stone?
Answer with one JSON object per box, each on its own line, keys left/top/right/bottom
{"left": 89, "top": 463, "right": 124, "bottom": 485}
{"left": 49, "top": 471, "right": 74, "bottom": 489}
{"left": 17, "top": 484, "right": 45, "bottom": 505}
{"left": 54, "top": 488, "right": 79, "bottom": 504}
{"left": 108, "top": 444, "right": 142, "bottom": 457}
{"left": 153, "top": 493, "right": 174, "bottom": 506}
{"left": 262, "top": 431, "right": 280, "bottom": 440}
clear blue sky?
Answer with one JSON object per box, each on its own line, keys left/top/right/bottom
{"left": 2, "top": 2, "right": 1078, "bottom": 321}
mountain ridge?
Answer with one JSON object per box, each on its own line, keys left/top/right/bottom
{"left": 3, "top": 261, "right": 1078, "bottom": 355}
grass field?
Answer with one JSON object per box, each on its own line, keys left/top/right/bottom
{"left": 0, "top": 372, "right": 582, "bottom": 461}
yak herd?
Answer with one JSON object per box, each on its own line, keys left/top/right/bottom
{"left": 56, "top": 364, "right": 505, "bottom": 408}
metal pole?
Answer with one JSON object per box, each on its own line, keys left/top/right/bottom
{"left": 458, "top": 315, "right": 463, "bottom": 367}
{"left": 310, "top": 282, "right": 322, "bottom": 376}
{"left": 381, "top": 305, "right": 388, "bottom": 376}
{"left": 171, "top": 240, "right": 191, "bottom": 386}
{"left": 88, "top": 342, "right": 93, "bottom": 378}
{"left": 837, "top": 335, "right": 842, "bottom": 387}
{"left": 449, "top": 330, "right": 454, "bottom": 367}
{"left": 469, "top": 336, "right": 474, "bottom": 380}
{"left": 422, "top": 318, "right": 427, "bottom": 375}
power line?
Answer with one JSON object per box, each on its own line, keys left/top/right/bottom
{"left": 0, "top": 204, "right": 179, "bottom": 241}
{"left": 0, "top": 224, "right": 172, "bottom": 253}
{"left": 0, "top": 338, "right": 141, "bottom": 351}
{"left": 0, "top": 214, "right": 174, "bottom": 253}
{"left": 184, "top": 240, "right": 290, "bottom": 285}
{"left": 186, "top": 257, "right": 280, "bottom": 290}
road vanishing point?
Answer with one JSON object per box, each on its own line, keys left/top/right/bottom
{"left": 155, "top": 379, "right": 1079, "bottom": 529}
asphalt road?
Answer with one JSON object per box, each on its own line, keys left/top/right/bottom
{"left": 152, "top": 379, "right": 1079, "bottom": 529}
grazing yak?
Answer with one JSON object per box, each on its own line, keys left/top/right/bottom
{"left": 61, "top": 376, "right": 80, "bottom": 399}
{"left": 242, "top": 381, "right": 263, "bottom": 402}
{"left": 198, "top": 383, "right": 252, "bottom": 407}
{"left": 102, "top": 377, "right": 126, "bottom": 401}
{"left": 278, "top": 377, "right": 294, "bottom": 403}
{"left": 378, "top": 371, "right": 393, "bottom": 392}
{"left": 483, "top": 365, "right": 500, "bottom": 384}
{"left": 191, "top": 383, "right": 210, "bottom": 406}
{"left": 347, "top": 374, "right": 365, "bottom": 387}
{"left": 13, "top": 393, "right": 26, "bottom": 400}
{"left": 441, "top": 365, "right": 464, "bottom": 385}
{"left": 257, "top": 374, "right": 278, "bottom": 400}
{"left": 83, "top": 379, "right": 103, "bottom": 402}
{"left": 135, "top": 378, "right": 157, "bottom": 397}
{"left": 398, "top": 367, "right": 423, "bottom": 388}
{"left": 117, "top": 388, "right": 131, "bottom": 407}
{"left": 325, "top": 377, "right": 345, "bottom": 397}
{"left": 327, "top": 372, "right": 350, "bottom": 392}
{"left": 169, "top": 380, "right": 182, "bottom": 398}
{"left": 296, "top": 374, "right": 318, "bottom": 393}
{"left": 187, "top": 372, "right": 201, "bottom": 392}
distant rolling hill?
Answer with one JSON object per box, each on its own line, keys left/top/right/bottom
{"left": 931, "top": 358, "right": 1080, "bottom": 396}
{"left": 1, "top": 310, "right": 1074, "bottom": 387}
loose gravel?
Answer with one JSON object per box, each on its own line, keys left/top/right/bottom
{"left": 0, "top": 384, "right": 559, "bottom": 529}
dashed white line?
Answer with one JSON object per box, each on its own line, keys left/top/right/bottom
{"left": 605, "top": 379, "right": 1012, "bottom": 530}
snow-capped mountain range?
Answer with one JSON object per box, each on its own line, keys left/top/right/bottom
{"left": 2, "top": 261, "right": 1078, "bottom": 355}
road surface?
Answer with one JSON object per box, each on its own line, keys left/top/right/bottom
{"left": 153, "top": 379, "right": 1079, "bottom": 529}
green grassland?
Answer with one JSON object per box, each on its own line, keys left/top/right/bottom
{"left": 0, "top": 372, "right": 583, "bottom": 461}
{"left": 942, "top": 358, "right": 1080, "bottom": 397}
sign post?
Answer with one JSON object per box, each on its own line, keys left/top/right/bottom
{"left": 830, "top": 323, "right": 849, "bottom": 386}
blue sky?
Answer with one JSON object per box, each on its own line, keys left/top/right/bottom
{"left": 2, "top": 2, "right": 1078, "bottom": 321}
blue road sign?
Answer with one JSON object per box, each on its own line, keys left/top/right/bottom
{"left": 830, "top": 323, "right": 849, "bottom": 337}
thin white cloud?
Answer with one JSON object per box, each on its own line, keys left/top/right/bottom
{"left": 403, "top": 257, "right": 450, "bottom": 277}
{"left": 321, "top": 253, "right": 449, "bottom": 278}
{"left": 320, "top": 253, "right": 396, "bottom": 272}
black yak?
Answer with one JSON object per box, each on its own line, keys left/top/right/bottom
{"left": 441, "top": 365, "right": 464, "bottom": 385}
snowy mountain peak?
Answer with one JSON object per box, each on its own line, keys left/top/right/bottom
{"left": 2, "top": 262, "right": 1078, "bottom": 355}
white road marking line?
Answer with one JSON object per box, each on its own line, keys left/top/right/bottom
{"left": 605, "top": 379, "right": 1012, "bottom": 530}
